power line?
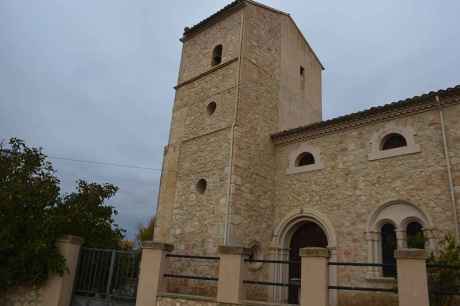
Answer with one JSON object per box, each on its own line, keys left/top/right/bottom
{"left": 1, "top": 148, "right": 162, "bottom": 172}
{"left": 47, "top": 155, "right": 162, "bottom": 172}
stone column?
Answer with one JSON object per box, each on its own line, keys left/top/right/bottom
{"left": 217, "top": 245, "right": 250, "bottom": 304}
{"left": 135, "top": 241, "right": 174, "bottom": 306}
{"left": 396, "top": 229, "right": 406, "bottom": 248}
{"left": 328, "top": 247, "right": 337, "bottom": 306}
{"left": 423, "top": 228, "right": 435, "bottom": 251}
{"left": 300, "top": 247, "right": 329, "bottom": 306}
{"left": 41, "top": 235, "right": 83, "bottom": 306}
{"left": 366, "top": 231, "right": 380, "bottom": 278}
{"left": 268, "top": 247, "right": 280, "bottom": 304}
{"left": 395, "top": 249, "right": 429, "bottom": 306}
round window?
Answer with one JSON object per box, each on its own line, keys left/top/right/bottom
{"left": 207, "top": 102, "right": 217, "bottom": 115}
{"left": 196, "top": 179, "right": 207, "bottom": 194}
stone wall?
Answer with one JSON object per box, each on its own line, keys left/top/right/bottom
{"left": 179, "top": 9, "right": 242, "bottom": 83}
{"left": 154, "top": 37, "right": 240, "bottom": 245}
{"left": 270, "top": 101, "right": 460, "bottom": 304}
{"left": 154, "top": 1, "right": 460, "bottom": 305}
{"left": 157, "top": 294, "right": 216, "bottom": 306}
{"left": 0, "top": 287, "right": 43, "bottom": 306}
{"left": 445, "top": 98, "right": 460, "bottom": 235}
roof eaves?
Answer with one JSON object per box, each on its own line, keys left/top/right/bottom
{"left": 181, "top": 0, "right": 291, "bottom": 42}
{"left": 181, "top": 0, "right": 245, "bottom": 42}
{"left": 271, "top": 84, "right": 460, "bottom": 141}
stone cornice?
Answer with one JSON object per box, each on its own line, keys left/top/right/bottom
{"left": 271, "top": 85, "right": 460, "bottom": 146}
{"left": 174, "top": 57, "right": 238, "bottom": 90}
{"left": 141, "top": 241, "right": 174, "bottom": 251}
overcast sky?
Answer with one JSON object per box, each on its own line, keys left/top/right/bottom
{"left": 1, "top": 0, "right": 459, "bottom": 240}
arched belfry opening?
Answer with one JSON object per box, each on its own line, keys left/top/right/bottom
{"left": 288, "top": 222, "right": 328, "bottom": 304}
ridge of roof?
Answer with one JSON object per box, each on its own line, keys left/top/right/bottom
{"left": 182, "top": 0, "right": 288, "bottom": 39}
{"left": 271, "top": 84, "right": 460, "bottom": 141}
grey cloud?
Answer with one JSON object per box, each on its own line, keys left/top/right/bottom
{"left": 1, "top": 0, "right": 459, "bottom": 239}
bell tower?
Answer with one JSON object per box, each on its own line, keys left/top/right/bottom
{"left": 154, "top": 0, "right": 323, "bottom": 254}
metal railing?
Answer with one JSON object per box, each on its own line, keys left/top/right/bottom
{"left": 73, "top": 248, "right": 140, "bottom": 301}
{"left": 328, "top": 261, "right": 398, "bottom": 293}
{"left": 244, "top": 258, "right": 300, "bottom": 288}
{"left": 243, "top": 258, "right": 301, "bottom": 304}
{"left": 163, "top": 253, "right": 220, "bottom": 283}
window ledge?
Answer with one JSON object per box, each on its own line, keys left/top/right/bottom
{"left": 286, "top": 162, "right": 324, "bottom": 175}
{"left": 368, "top": 145, "right": 421, "bottom": 161}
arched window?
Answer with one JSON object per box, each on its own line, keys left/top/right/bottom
{"left": 295, "top": 152, "right": 315, "bottom": 167}
{"left": 381, "top": 223, "right": 397, "bottom": 277}
{"left": 406, "top": 221, "right": 425, "bottom": 249}
{"left": 381, "top": 133, "right": 407, "bottom": 150}
{"left": 211, "top": 44, "right": 223, "bottom": 66}
{"left": 367, "top": 202, "right": 432, "bottom": 279}
{"left": 369, "top": 126, "right": 420, "bottom": 160}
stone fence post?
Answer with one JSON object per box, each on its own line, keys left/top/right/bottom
{"left": 300, "top": 247, "right": 329, "bottom": 306}
{"left": 217, "top": 245, "right": 251, "bottom": 304}
{"left": 41, "top": 235, "right": 84, "bottom": 306}
{"left": 395, "top": 249, "right": 429, "bottom": 306}
{"left": 135, "top": 241, "right": 174, "bottom": 306}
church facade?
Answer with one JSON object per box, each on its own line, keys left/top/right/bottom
{"left": 154, "top": 1, "right": 460, "bottom": 305}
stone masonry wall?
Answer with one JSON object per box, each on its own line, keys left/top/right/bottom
{"left": 444, "top": 100, "right": 460, "bottom": 235}
{"left": 0, "top": 287, "right": 43, "bottom": 306}
{"left": 157, "top": 295, "right": 216, "bottom": 306}
{"left": 179, "top": 10, "right": 242, "bottom": 83}
{"left": 229, "top": 3, "right": 281, "bottom": 248}
{"left": 227, "top": 6, "right": 283, "bottom": 300}
{"left": 154, "top": 2, "right": 460, "bottom": 306}
{"left": 272, "top": 100, "right": 459, "bottom": 304}
{"left": 154, "top": 15, "right": 241, "bottom": 243}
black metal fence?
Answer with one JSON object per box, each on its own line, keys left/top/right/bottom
{"left": 328, "top": 261, "right": 398, "bottom": 294}
{"left": 163, "top": 253, "right": 220, "bottom": 297}
{"left": 73, "top": 248, "right": 140, "bottom": 304}
{"left": 244, "top": 258, "right": 300, "bottom": 304}
{"left": 164, "top": 253, "right": 220, "bottom": 282}
{"left": 243, "top": 258, "right": 300, "bottom": 287}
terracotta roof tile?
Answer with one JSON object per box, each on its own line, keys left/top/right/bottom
{"left": 182, "top": 0, "right": 245, "bottom": 38}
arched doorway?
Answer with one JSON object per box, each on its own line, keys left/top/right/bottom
{"left": 288, "top": 221, "right": 328, "bottom": 304}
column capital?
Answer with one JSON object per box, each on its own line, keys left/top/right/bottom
{"left": 300, "top": 247, "right": 329, "bottom": 258}
{"left": 395, "top": 248, "right": 427, "bottom": 260}
{"left": 142, "top": 241, "right": 174, "bottom": 252}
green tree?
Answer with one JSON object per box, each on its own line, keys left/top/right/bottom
{"left": 136, "top": 216, "right": 155, "bottom": 246}
{"left": 55, "top": 180, "right": 124, "bottom": 249}
{"left": 428, "top": 234, "right": 460, "bottom": 306}
{"left": 0, "top": 138, "right": 125, "bottom": 290}
{"left": 0, "top": 138, "right": 65, "bottom": 290}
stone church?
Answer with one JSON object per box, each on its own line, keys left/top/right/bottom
{"left": 153, "top": 0, "right": 460, "bottom": 305}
